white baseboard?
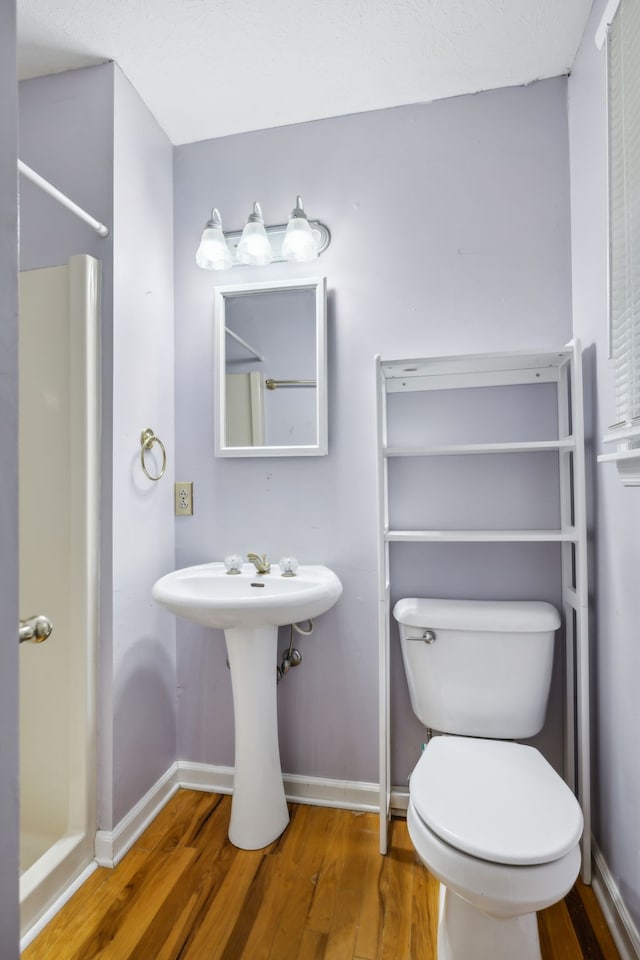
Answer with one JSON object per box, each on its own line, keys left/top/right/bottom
{"left": 94, "top": 762, "right": 180, "bottom": 867}
{"left": 286, "top": 771, "right": 378, "bottom": 811}
{"left": 178, "top": 760, "right": 379, "bottom": 811}
{"left": 592, "top": 839, "right": 640, "bottom": 960}
{"left": 390, "top": 787, "right": 409, "bottom": 815}
{"left": 177, "top": 760, "right": 234, "bottom": 794}
{"left": 93, "top": 761, "right": 381, "bottom": 867}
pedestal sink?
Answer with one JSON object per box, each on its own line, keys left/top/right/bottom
{"left": 152, "top": 562, "right": 342, "bottom": 849}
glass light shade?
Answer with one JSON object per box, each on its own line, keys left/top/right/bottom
{"left": 282, "top": 217, "right": 319, "bottom": 262}
{"left": 237, "top": 202, "right": 273, "bottom": 265}
{"left": 196, "top": 209, "right": 233, "bottom": 270}
{"left": 237, "top": 221, "right": 273, "bottom": 265}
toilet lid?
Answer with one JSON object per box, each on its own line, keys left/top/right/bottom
{"left": 410, "top": 737, "right": 583, "bottom": 865}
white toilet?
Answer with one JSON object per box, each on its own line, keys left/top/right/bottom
{"left": 393, "top": 597, "right": 584, "bottom": 960}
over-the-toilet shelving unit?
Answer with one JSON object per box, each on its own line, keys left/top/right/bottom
{"left": 375, "top": 342, "right": 590, "bottom": 882}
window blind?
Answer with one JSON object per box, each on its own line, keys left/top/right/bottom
{"left": 608, "top": 0, "right": 640, "bottom": 434}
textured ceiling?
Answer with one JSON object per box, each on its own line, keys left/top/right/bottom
{"left": 17, "top": 0, "right": 594, "bottom": 146}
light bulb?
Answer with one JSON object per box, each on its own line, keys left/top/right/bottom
{"left": 195, "top": 208, "right": 233, "bottom": 270}
{"left": 282, "top": 196, "right": 319, "bottom": 263}
{"left": 237, "top": 202, "right": 273, "bottom": 265}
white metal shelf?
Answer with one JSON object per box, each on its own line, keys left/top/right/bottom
{"left": 385, "top": 528, "right": 577, "bottom": 543}
{"left": 384, "top": 439, "right": 575, "bottom": 457}
{"left": 375, "top": 342, "right": 591, "bottom": 883}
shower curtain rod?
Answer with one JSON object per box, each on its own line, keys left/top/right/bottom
{"left": 18, "top": 160, "right": 110, "bottom": 238}
{"left": 225, "top": 327, "right": 264, "bottom": 362}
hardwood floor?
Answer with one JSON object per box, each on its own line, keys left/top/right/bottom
{"left": 23, "top": 789, "right": 621, "bottom": 960}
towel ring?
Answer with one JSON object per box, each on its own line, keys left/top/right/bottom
{"left": 140, "top": 428, "right": 166, "bottom": 481}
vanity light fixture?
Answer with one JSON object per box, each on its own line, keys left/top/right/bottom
{"left": 195, "top": 197, "right": 330, "bottom": 270}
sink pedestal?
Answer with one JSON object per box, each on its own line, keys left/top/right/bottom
{"left": 225, "top": 624, "right": 289, "bottom": 849}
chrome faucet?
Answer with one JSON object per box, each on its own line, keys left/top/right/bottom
{"left": 247, "top": 552, "right": 271, "bottom": 574}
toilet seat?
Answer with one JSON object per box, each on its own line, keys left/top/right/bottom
{"left": 407, "top": 799, "right": 582, "bottom": 920}
{"left": 410, "top": 737, "right": 583, "bottom": 865}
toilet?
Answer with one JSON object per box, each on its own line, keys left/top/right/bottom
{"left": 393, "top": 597, "right": 584, "bottom": 960}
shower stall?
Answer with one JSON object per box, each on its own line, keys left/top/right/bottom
{"left": 19, "top": 254, "right": 100, "bottom": 940}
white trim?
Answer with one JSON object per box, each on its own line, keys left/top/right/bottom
{"left": 20, "top": 861, "right": 99, "bottom": 952}
{"left": 286, "top": 773, "right": 378, "bottom": 811}
{"left": 595, "top": 0, "right": 622, "bottom": 49}
{"left": 597, "top": 450, "right": 640, "bottom": 485}
{"left": 94, "top": 763, "right": 180, "bottom": 867}
{"left": 391, "top": 787, "right": 409, "bottom": 815}
{"left": 178, "top": 761, "right": 380, "bottom": 812}
{"left": 602, "top": 423, "right": 640, "bottom": 443}
{"left": 93, "top": 761, "right": 382, "bottom": 869}
{"left": 592, "top": 840, "right": 640, "bottom": 959}
{"left": 177, "top": 760, "right": 235, "bottom": 794}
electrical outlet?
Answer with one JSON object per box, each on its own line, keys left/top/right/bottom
{"left": 174, "top": 481, "right": 193, "bottom": 516}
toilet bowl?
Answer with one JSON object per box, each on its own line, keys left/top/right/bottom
{"left": 407, "top": 736, "right": 583, "bottom": 960}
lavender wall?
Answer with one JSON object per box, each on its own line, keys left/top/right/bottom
{"left": 173, "top": 79, "right": 573, "bottom": 786}
{"left": 0, "top": 1, "right": 19, "bottom": 954}
{"left": 569, "top": 0, "right": 640, "bottom": 938}
{"left": 110, "top": 67, "right": 176, "bottom": 826}
{"left": 18, "top": 64, "right": 176, "bottom": 832}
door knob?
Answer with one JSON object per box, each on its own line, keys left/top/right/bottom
{"left": 19, "top": 615, "right": 53, "bottom": 644}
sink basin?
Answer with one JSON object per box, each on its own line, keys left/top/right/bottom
{"left": 152, "top": 560, "right": 342, "bottom": 850}
{"left": 152, "top": 562, "right": 343, "bottom": 630}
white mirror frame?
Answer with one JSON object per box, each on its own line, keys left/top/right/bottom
{"left": 214, "top": 276, "right": 328, "bottom": 457}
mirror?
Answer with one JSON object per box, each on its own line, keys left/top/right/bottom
{"left": 214, "top": 277, "right": 328, "bottom": 457}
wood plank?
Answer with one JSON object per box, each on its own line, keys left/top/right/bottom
{"left": 305, "top": 808, "right": 354, "bottom": 935}
{"left": 539, "top": 899, "right": 584, "bottom": 960}
{"left": 353, "top": 832, "right": 385, "bottom": 958}
{"left": 179, "top": 846, "right": 266, "bottom": 960}
{"left": 262, "top": 805, "right": 337, "bottom": 960}
{"left": 125, "top": 793, "right": 237, "bottom": 960}
{"left": 409, "top": 841, "right": 439, "bottom": 960}
{"left": 22, "top": 849, "right": 150, "bottom": 959}
{"left": 379, "top": 818, "right": 416, "bottom": 960}
{"left": 574, "top": 880, "right": 623, "bottom": 960}
{"left": 296, "top": 929, "right": 329, "bottom": 959}
{"left": 134, "top": 786, "right": 209, "bottom": 852}
{"left": 323, "top": 812, "right": 376, "bottom": 960}
{"left": 226, "top": 804, "right": 311, "bottom": 960}
{"left": 71, "top": 846, "right": 197, "bottom": 960}
{"left": 564, "top": 885, "right": 608, "bottom": 960}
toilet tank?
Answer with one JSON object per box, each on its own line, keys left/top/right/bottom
{"left": 393, "top": 598, "right": 561, "bottom": 739}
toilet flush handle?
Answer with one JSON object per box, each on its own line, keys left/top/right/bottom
{"left": 408, "top": 629, "right": 436, "bottom": 644}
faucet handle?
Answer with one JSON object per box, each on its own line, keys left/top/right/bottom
{"left": 224, "top": 554, "right": 243, "bottom": 575}
{"left": 279, "top": 556, "right": 298, "bottom": 577}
